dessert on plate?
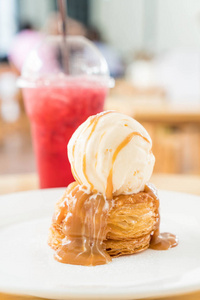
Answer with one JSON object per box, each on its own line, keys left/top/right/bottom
{"left": 48, "top": 111, "right": 178, "bottom": 266}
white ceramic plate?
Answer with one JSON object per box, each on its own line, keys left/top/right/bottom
{"left": 0, "top": 188, "right": 200, "bottom": 300}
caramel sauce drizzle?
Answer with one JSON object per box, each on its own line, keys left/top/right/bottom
{"left": 82, "top": 111, "right": 113, "bottom": 191}
{"left": 106, "top": 132, "right": 150, "bottom": 199}
{"left": 70, "top": 165, "right": 81, "bottom": 185}
{"left": 51, "top": 183, "right": 178, "bottom": 266}
{"left": 71, "top": 114, "right": 97, "bottom": 185}
{"left": 53, "top": 182, "right": 112, "bottom": 266}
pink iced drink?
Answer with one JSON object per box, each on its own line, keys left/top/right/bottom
{"left": 23, "top": 77, "right": 108, "bottom": 188}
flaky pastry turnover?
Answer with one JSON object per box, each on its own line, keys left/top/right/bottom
{"left": 48, "top": 182, "right": 177, "bottom": 266}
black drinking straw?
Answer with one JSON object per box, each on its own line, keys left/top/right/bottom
{"left": 57, "top": 0, "right": 69, "bottom": 74}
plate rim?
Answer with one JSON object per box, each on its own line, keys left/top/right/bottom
{"left": 0, "top": 188, "right": 200, "bottom": 299}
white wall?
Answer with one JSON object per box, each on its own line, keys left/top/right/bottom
{"left": 89, "top": 0, "right": 144, "bottom": 59}
{"left": 19, "top": 0, "right": 54, "bottom": 29}
{"left": 90, "top": 0, "right": 200, "bottom": 58}
{"left": 0, "top": 0, "right": 17, "bottom": 56}
{"left": 156, "top": 0, "right": 200, "bottom": 52}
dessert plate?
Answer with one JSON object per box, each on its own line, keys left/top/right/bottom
{"left": 0, "top": 188, "right": 200, "bottom": 300}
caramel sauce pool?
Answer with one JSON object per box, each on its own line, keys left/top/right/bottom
{"left": 53, "top": 182, "right": 112, "bottom": 266}
{"left": 50, "top": 183, "right": 178, "bottom": 266}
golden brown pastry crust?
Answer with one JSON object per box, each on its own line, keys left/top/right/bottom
{"left": 105, "top": 234, "right": 151, "bottom": 257}
{"left": 105, "top": 191, "right": 157, "bottom": 257}
{"left": 48, "top": 184, "right": 158, "bottom": 259}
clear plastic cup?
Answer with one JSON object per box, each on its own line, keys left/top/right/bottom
{"left": 18, "top": 36, "right": 114, "bottom": 189}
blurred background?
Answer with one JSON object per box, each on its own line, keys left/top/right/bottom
{"left": 1, "top": 0, "right": 200, "bottom": 176}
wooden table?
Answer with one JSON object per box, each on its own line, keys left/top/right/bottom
{"left": 106, "top": 95, "right": 200, "bottom": 124}
{"left": 0, "top": 173, "right": 200, "bottom": 300}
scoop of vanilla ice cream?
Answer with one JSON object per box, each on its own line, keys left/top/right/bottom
{"left": 68, "top": 111, "right": 155, "bottom": 198}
